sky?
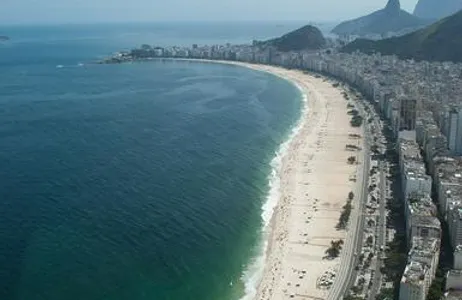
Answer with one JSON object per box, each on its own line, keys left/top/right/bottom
{"left": 1, "top": 0, "right": 420, "bottom": 24}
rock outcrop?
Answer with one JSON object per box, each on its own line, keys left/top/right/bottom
{"left": 332, "top": 0, "right": 429, "bottom": 36}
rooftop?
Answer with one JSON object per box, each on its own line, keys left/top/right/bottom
{"left": 437, "top": 160, "right": 462, "bottom": 183}
{"left": 400, "top": 139, "right": 422, "bottom": 161}
{"left": 403, "top": 160, "right": 427, "bottom": 175}
{"left": 448, "top": 269, "right": 462, "bottom": 276}
{"left": 402, "top": 261, "right": 428, "bottom": 285}
{"left": 445, "top": 291, "right": 462, "bottom": 300}
{"left": 412, "top": 215, "right": 441, "bottom": 229}
{"left": 410, "top": 236, "right": 440, "bottom": 255}
{"left": 408, "top": 194, "right": 437, "bottom": 217}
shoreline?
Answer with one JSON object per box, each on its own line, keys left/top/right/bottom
{"left": 106, "top": 57, "right": 364, "bottom": 300}
{"left": 148, "top": 59, "right": 363, "bottom": 300}
{"left": 238, "top": 67, "right": 309, "bottom": 300}
{"left": 219, "top": 62, "right": 363, "bottom": 300}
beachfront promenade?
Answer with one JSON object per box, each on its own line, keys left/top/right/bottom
{"left": 328, "top": 93, "right": 371, "bottom": 300}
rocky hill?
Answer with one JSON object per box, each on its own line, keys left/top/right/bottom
{"left": 341, "top": 10, "right": 462, "bottom": 62}
{"left": 332, "top": 0, "right": 429, "bottom": 36}
{"left": 257, "top": 25, "right": 325, "bottom": 51}
{"left": 413, "top": 0, "right": 462, "bottom": 20}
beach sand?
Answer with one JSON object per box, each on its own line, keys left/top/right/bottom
{"left": 230, "top": 63, "right": 364, "bottom": 300}
{"left": 162, "top": 58, "right": 364, "bottom": 300}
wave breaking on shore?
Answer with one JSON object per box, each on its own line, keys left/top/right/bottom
{"left": 239, "top": 81, "right": 308, "bottom": 300}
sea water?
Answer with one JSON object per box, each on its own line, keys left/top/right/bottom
{"left": 0, "top": 22, "right": 303, "bottom": 300}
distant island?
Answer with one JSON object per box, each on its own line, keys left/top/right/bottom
{"left": 332, "top": 0, "right": 430, "bottom": 37}
{"left": 342, "top": 9, "right": 462, "bottom": 62}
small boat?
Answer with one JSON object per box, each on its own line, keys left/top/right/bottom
{"left": 0, "top": 36, "right": 10, "bottom": 41}
{"left": 56, "top": 65, "right": 64, "bottom": 69}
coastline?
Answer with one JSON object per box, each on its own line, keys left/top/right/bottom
{"left": 223, "top": 62, "right": 363, "bottom": 300}
{"left": 107, "top": 57, "right": 364, "bottom": 300}
{"left": 155, "top": 59, "right": 363, "bottom": 300}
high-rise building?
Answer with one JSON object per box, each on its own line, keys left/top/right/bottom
{"left": 405, "top": 195, "right": 439, "bottom": 247}
{"left": 399, "top": 237, "right": 440, "bottom": 300}
{"left": 446, "top": 107, "right": 462, "bottom": 156}
{"left": 446, "top": 269, "right": 462, "bottom": 291}
{"left": 446, "top": 246, "right": 462, "bottom": 290}
{"left": 400, "top": 98, "right": 418, "bottom": 131}
{"left": 454, "top": 245, "right": 462, "bottom": 270}
{"left": 399, "top": 261, "right": 430, "bottom": 300}
{"left": 448, "top": 206, "right": 462, "bottom": 248}
{"left": 409, "top": 237, "right": 440, "bottom": 280}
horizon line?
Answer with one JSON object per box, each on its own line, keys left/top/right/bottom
{"left": 0, "top": 19, "right": 342, "bottom": 27}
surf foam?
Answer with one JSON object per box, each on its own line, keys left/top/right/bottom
{"left": 239, "top": 80, "right": 308, "bottom": 300}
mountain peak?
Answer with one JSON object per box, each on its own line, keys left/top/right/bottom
{"left": 331, "top": 0, "right": 428, "bottom": 36}
{"left": 341, "top": 10, "right": 462, "bottom": 62}
{"left": 385, "top": 0, "right": 401, "bottom": 12}
{"left": 259, "top": 25, "right": 326, "bottom": 52}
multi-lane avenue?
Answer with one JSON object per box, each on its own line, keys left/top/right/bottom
{"left": 327, "top": 89, "right": 371, "bottom": 300}
{"left": 328, "top": 88, "right": 390, "bottom": 300}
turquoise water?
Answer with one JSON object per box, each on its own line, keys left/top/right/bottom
{"left": 0, "top": 24, "right": 302, "bottom": 300}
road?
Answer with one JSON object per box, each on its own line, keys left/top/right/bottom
{"left": 367, "top": 106, "right": 389, "bottom": 300}
{"left": 368, "top": 158, "right": 387, "bottom": 300}
{"left": 327, "top": 94, "right": 371, "bottom": 300}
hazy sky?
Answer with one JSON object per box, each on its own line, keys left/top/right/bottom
{"left": 1, "top": 0, "right": 420, "bottom": 24}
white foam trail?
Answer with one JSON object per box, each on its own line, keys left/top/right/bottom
{"left": 239, "top": 81, "right": 308, "bottom": 300}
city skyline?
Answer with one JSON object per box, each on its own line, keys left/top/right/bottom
{"left": 1, "top": 0, "right": 420, "bottom": 25}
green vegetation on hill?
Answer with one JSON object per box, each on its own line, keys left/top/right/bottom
{"left": 341, "top": 10, "right": 462, "bottom": 62}
{"left": 413, "top": 0, "right": 462, "bottom": 20}
{"left": 256, "top": 25, "right": 325, "bottom": 51}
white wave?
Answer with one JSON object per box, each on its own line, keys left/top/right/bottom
{"left": 239, "top": 81, "right": 308, "bottom": 300}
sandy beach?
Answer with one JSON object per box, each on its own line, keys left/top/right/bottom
{"left": 224, "top": 62, "right": 364, "bottom": 300}
{"left": 159, "top": 58, "right": 364, "bottom": 300}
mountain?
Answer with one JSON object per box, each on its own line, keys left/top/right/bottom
{"left": 341, "top": 10, "right": 462, "bottom": 62}
{"left": 257, "top": 25, "right": 326, "bottom": 51}
{"left": 413, "top": 0, "right": 462, "bottom": 20}
{"left": 332, "top": 0, "right": 429, "bottom": 36}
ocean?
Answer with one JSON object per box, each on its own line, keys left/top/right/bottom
{"left": 0, "top": 23, "right": 303, "bottom": 300}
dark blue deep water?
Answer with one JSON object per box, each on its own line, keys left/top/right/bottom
{"left": 0, "top": 23, "right": 302, "bottom": 300}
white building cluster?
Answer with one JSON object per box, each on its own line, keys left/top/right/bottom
{"left": 293, "top": 52, "right": 462, "bottom": 299}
